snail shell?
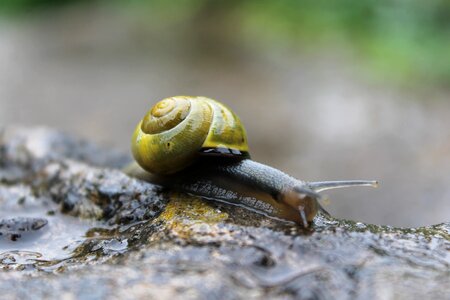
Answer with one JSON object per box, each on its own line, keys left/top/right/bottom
{"left": 127, "top": 96, "right": 377, "bottom": 227}
{"left": 132, "top": 96, "right": 249, "bottom": 175}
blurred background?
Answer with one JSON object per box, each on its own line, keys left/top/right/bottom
{"left": 0, "top": 0, "right": 449, "bottom": 227}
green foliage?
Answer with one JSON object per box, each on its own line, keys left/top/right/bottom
{"left": 238, "top": 0, "right": 450, "bottom": 85}
{"left": 1, "top": 0, "right": 448, "bottom": 86}
{"left": 0, "top": 0, "right": 88, "bottom": 14}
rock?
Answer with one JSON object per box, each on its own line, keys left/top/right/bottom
{"left": 0, "top": 217, "right": 48, "bottom": 241}
{"left": 0, "top": 126, "right": 448, "bottom": 299}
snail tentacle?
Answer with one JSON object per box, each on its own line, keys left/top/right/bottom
{"left": 308, "top": 180, "right": 378, "bottom": 192}
{"left": 292, "top": 185, "right": 325, "bottom": 201}
{"left": 299, "top": 208, "right": 309, "bottom": 228}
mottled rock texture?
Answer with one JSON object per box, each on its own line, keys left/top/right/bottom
{"left": 0, "top": 127, "right": 448, "bottom": 300}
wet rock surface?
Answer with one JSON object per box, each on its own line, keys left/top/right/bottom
{"left": 0, "top": 126, "right": 448, "bottom": 299}
{"left": 0, "top": 217, "right": 48, "bottom": 241}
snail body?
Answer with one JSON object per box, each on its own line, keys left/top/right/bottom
{"left": 127, "top": 96, "right": 377, "bottom": 227}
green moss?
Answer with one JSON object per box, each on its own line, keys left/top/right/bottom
{"left": 157, "top": 193, "right": 228, "bottom": 239}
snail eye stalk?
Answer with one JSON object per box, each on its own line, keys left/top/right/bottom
{"left": 308, "top": 180, "right": 378, "bottom": 192}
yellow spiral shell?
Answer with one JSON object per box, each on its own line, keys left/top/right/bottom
{"left": 131, "top": 96, "right": 250, "bottom": 175}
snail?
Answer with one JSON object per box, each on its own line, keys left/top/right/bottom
{"left": 125, "top": 96, "right": 377, "bottom": 227}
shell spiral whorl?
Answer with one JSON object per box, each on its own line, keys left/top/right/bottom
{"left": 132, "top": 96, "right": 249, "bottom": 175}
